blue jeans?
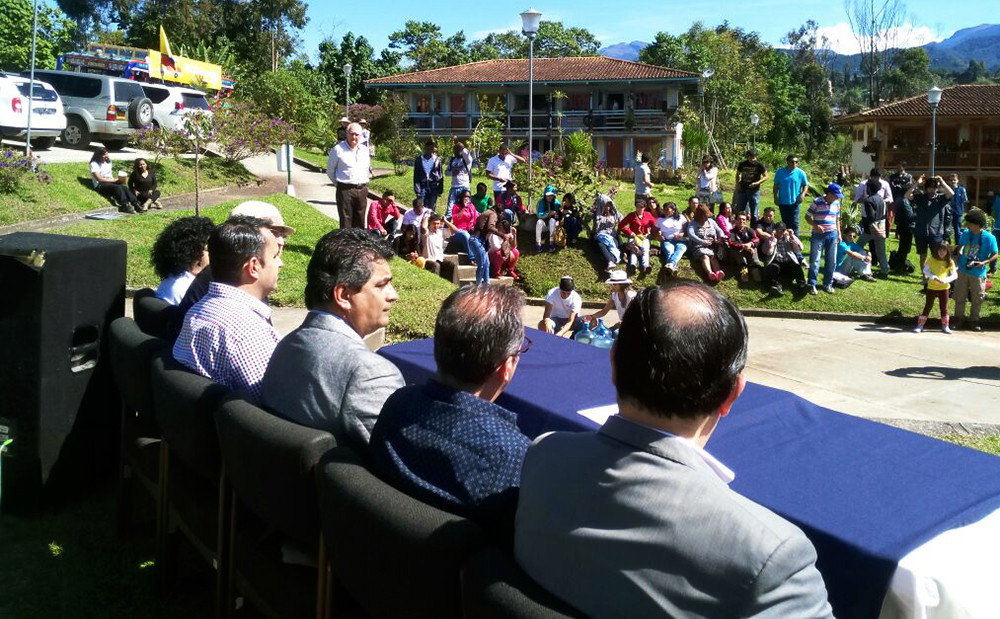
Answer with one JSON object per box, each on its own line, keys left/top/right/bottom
{"left": 660, "top": 240, "right": 688, "bottom": 266}
{"left": 417, "top": 182, "right": 441, "bottom": 213}
{"left": 778, "top": 202, "right": 801, "bottom": 237}
{"left": 808, "top": 231, "right": 839, "bottom": 287}
{"left": 468, "top": 236, "right": 490, "bottom": 284}
{"left": 952, "top": 206, "right": 963, "bottom": 242}
{"left": 446, "top": 185, "right": 468, "bottom": 218}
{"left": 735, "top": 189, "right": 761, "bottom": 224}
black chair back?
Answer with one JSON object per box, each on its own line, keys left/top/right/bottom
{"left": 214, "top": 394, "right": 335, "bottom": 546}
{"left": 316, "top": 446, "right": 488, "bottom": 619}
{"left": 461, "top": 546, "right": 582, "bottom": 619}
{"left": 133, "top": 288, "right": 183, "bottom": 341}
{"left": 149, "top": 349, "right": 230, "bottom": 485}
{"left": 108, "top": 316, "right": 165, "bottom": 423}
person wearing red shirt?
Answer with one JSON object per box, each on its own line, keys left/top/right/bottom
{"left": 618, "top": 198, "right": 657, "bottom": 275}
{"left": 367, "top": 189, "right": 403, "bottom": 238}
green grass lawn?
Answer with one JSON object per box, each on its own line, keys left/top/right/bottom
{"left": 55, "top": 193, "right": 454, "bottom": 341}
{"left": 0, "top": 157, "right": 256, "bottom": 227}
{"left": 938, "top": 434, "right": 1000, "bottom": 456}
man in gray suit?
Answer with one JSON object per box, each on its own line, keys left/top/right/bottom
{"left": 514, "top": 280, "right": 833, "bottom": 618}
{"left": 260, "top": 229, "right": 404, "bottom": 447}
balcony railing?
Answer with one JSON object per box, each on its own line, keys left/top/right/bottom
{"left": 880, "top": 146, "right": 1000, "bottom": 171}
{"left": 406, "top": 108, "right": 677, "bottom": 133}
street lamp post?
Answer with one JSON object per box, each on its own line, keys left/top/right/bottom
{"left": 750, "top": 113, "right": 759, "bottom": 150}
{"left": 343, "top": 63, "right": 353, "bottom": 119}
{"left": 928, "top": 86, "right": 942, "bottom": 177}
{"left": 521, "top": 8, "right": 541, "bottom": 206}
{"left": 24, "top": 0, "right": 39, "bottom": 156}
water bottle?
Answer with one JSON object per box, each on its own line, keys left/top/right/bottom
{"left": 574, "top": 323, "right": 594, "bottom": 345}
{"left": 592, "top": 319, "right": 613, "bottom": 349}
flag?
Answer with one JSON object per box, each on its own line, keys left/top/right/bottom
{"left": 159, "top": 26, "right": 173, "bottom": 57}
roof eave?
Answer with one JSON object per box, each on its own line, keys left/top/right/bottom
{"left": 365, "top": 76, "right": 699, "bottom": 89}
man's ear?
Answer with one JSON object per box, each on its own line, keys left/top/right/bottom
{"left": 718, "top": 372, "right": 746, "bottom": 419}
{"left": 331, "top": 283, "right": 352, "bottom": 313}
{"left": 245, "top": 256, "right": 262, "bottom": 283}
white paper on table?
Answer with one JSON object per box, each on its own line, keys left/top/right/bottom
{"left": 576, "top": 404, "right": 618, "bottom": 426}
{"left": 879, "top": 506, "right": 1000, "bottom": 619}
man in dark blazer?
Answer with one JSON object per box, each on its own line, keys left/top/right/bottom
{"left": 514, "top": 280, "right": 833, "bottom": 618}
{"left": 260, "top": 229, "right": 404, "bottom": 448}
{"left": 413, "top": 139, "right": 444, "bottom": 213}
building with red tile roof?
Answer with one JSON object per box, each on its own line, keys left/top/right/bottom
{"left": 834, "top": 85, "right": 1000, "bottom": 203}
{"left": 365, "top": 57, "right": 701, "bottom": 171}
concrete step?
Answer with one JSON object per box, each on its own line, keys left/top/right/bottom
{"left": 458, "top": 275, "right": 515, "bottom": 287}
{"left": 455, "top": 264, "right": 477, "bottom": 279}
{"left": 443, "top": 252, "right": 472, "bottom": 266}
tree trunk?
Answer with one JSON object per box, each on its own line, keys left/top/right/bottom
{"left": 195, "top": 142, "right": 201, "bottom": 217}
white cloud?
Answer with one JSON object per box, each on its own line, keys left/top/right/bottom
{"left": 813, "top": 22, "right": 947, "bottom": 55}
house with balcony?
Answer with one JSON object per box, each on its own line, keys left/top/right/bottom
{"left": 834, "top": 85, "right": 1000, "bottom": 205}
{"left": 364, "top": 57, "right": 700, "bottom": 171}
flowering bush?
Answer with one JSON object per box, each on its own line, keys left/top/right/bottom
{"left": 512, "top": 131, "right": 613, "bottom": 207}
{"left": 0, "top": 150, "right": 51, "bottom": 193}
{"left": 209, "top": 100, "right": 297, "bottom": 164}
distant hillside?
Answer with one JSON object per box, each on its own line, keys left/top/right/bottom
{"left": 599, "top": 41, "right": 648, "bottom": 62}
{"left": 600, "top": 24, "right": 1000, "bottom": 72}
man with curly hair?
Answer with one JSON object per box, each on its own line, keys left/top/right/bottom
{"left": 151, "top": 216, "right": 215, "bottom": 304}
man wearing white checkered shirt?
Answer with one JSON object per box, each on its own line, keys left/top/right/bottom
{"left": 173, "top": 215, "right": 282, "bottom": 403}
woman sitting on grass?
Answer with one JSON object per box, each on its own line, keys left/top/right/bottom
{"left": 716, "top": 201, "right": 735, "bottom": 238}
{"left": 128, "top": 158, "right": 161, "bottom": 211}
{"left": 687, "top": 204, "right": 728, "bottom": 284}
{"left": 151, "top": 216, "right": 215, "bottom": 304}
{"left": 90, "top": 148, "right": 141, "bottom": 213}
{"left": 592, "top": 195, "right": 623, "bottom": 273}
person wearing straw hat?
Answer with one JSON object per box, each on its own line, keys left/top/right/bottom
{"left": 337, "top": 116, "right": 350, "bottom": 142}
{"left": 582, "top": 270, "right": 636, "bottom": 336}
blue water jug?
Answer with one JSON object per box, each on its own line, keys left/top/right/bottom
{"left": 574, "top": 323, "right": 594, "bottom": 345}
{"left": 592, "top": 319, "right": 613, "bottom": 349}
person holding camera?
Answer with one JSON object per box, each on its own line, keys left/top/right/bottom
{"left": 907, "top": 175, "right": 955, "bottom": 276}
{"left": 953, "top": 209, "right": 998, "bottom": 332}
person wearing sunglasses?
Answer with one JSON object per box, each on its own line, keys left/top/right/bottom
{"left": 369, "top": 284, "right": 531, "bottom": 539}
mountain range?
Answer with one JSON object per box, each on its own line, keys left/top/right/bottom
{"left": 599, "top": 24, "right": 1000, "bottom": 72}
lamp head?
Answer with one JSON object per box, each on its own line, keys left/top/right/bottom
{"left": 750, "top": 113, "right": 760, "bottom": 127}
{"left": 701, "top": 68, "right": 714, "bottom": 79}
{"left": 927, "top": 86, "right": 942, "bottom": 106}
{"left": 343, "top": 63, "right": 353, "bottom": 77}
{"left": 520, "top": 8, "right": 542, "bottom": 37}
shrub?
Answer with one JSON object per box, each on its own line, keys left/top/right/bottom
{"left": 209, "top": 100, "right": 297, "bottom": 164}
{"left": 0, "top": 150, "right": 50, "bottom": 193}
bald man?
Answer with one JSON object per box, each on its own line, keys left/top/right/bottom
{"left": 327, "top": 121, "right": 372, "bottom": 229}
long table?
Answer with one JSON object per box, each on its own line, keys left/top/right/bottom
{"left": 380, "top": 330, "right": 1000, "bottom": 619}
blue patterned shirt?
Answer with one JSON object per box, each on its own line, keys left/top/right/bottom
{"left": 172, "top": 281, "right": 280, "bottom": 402}
{"left": 369, "top": 380, "right": 531, "bottom": 524}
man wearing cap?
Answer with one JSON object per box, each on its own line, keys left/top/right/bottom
{"left": 804, "top": 183, "right": 844, "bottom": 295}
{"left": 173, "top": 201, "right": 295, "bottom": 334}
{"left": 327, "top": 122, "right": 371, "bottom": 229}
{"left": 538, "top": 276, "right": 583, "bottom": 337}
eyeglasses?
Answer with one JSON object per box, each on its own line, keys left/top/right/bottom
{"left": 518, "top": 333, "right": 533, "bottom": 356}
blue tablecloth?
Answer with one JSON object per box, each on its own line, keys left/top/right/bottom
{"left": 380, "top": 330, "right": 1000, "bottom": 618}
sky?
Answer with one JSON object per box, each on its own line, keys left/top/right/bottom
{"left": 296, "top": 0, "right": 994, "bottom": 61}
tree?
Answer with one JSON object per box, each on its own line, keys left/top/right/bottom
{"left": 885, "top": 47, "right": 934, "bottom": 99}
{"left": 472, "top": 22, "right": 600, "bottom": 59}
{"left": 0, "top": 0, "right": 76, "bottom": 72}
{"left": 783, "top": 21, "right": 835, "bottom": 156}
{"left": 845, "top": 0, "right": 907, "bottom": 108}
{"left": 319, "top": 31, "right": 401, "bottom": 105}
{"left": 388, "top": 21, "right": 451, "bottom": 71}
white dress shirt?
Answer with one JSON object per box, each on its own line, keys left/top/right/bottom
{"left": 327, "top": 140, "right": 371, "bottom": 185}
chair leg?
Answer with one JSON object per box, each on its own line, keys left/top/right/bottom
{"left": 156, "top": 442, "right": 173, "bottom": 594}
{"left": 316, "top": 533, "right": 328, "bottom": 619}
{"left": 215, "top": 469, "right": 233, "bottom": 619}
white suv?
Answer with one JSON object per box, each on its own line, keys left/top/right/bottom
{"left": 140, "top": 84, "right": 213, "bottom": 131}
{"left": 0, "top": 73, "right": 66, "bottom": 150}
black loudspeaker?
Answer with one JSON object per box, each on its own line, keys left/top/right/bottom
{"left": 0, "top": 232, "right": 126, "bottom": 512}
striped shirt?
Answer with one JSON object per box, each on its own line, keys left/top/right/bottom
{"left": 172, "top": 281, "right": 280, "bottom": 403}
{"left": 806, "top": 197, "right": 841, "bottom": 234}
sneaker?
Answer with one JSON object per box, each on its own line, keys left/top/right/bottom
{"left": 861, "top": 274, "right": 876, "bottom": 282}
{"left": 824, "top": 285, "right": 835, "bottom": 294}
{"left": 142, "top": 198, "right": 153, "bottom": 210}
{"left": 770, "top": 284, "right": 784, "bottom": 296}
{"left": 714, "top": 270, "right": 725, "bottom": 282}
{"left": 971, "top": 324, "right": 982, "bottom": 332}
{"left": 707, "top": 271, "right": 720, "bottom": 284}
{"left": 118, "top": 204, "right": 135, "bottom": 214}
{"left": 535, "top": 244, "right": 542, "bottom": 253}
{"left": 152, "top": 200, "right": 164, "bottom": 209}
{"left": 913, "top": 325, "right": 924, "bottom": 333}
{"left": 941, "top": 326, "right": 952, "bottom": 334}
{"left": 548, "top": 243, "right": 556, "bottom": 253}
{"left": 807, "top": 285, "right": 818, "bottom": 295}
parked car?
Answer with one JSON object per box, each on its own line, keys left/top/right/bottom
{"left": 140, "top": 83, "right": 213, "bottom": 131}
{"left": 0, "top": 73, "right": 66, "bottom": 150}
{"left": 23, "top": 70, "right": 153, "bottom": 150}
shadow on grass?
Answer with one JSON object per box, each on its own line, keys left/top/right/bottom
{"left": 282, "top": 243, "right": 315, "bottom": 259}
{"left": 885, "top": 365, "right": 1000, "bottom": 381}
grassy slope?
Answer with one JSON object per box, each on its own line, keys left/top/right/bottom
{"left": 370, "top": 167, "right": 1000, "bottom": 321}
{"left": 0, "top": 157, "right": 256, "bottom": 227}
{"left": 55, "top": 193, "right": 454, "bottom": 341}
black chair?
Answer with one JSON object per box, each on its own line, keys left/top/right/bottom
{"left": 149, "top": 349, "right": 232, "bottom": 616}
{"left": 214, "top": 394, "right": 335, "bottom": 619}
{"left": 133, "top": 287, "right": 183, "bottom": 341}
{"left": 460, "top": 546, "right": 582, "bottom": 618}
{"left": 108, "top": 317, "right": 167, "bottom": 533}
{"left": 316, "top": 446, "right": 489, "bottom": 618}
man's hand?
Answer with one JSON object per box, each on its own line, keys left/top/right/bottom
{"left": 812, "top": 224, "right": 824, "bottom": 234}
{"left": 539, "top": 320, "right": 554, "bottom": 334}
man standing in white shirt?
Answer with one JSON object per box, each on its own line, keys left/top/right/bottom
{"left": 486, "top": 143, "right": 526, "bottom": 203}
{"left": 327, "top": 122, "right": 372, "bottom": 229}
{"left": 634, "top": 153, "right": 652, "bottom": 197}
{"left": 538, "top": 276, "right": 583, "bottom": 337}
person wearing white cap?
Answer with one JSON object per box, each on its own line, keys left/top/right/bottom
{"left": 174, "top": 201, "right": 294, "bottom": 322}
{"left": 582, "top": 270, "right": 636, "bottom": 336}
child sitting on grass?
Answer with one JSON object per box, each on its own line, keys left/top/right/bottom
{"left": 835, "top": 226, "right": 875, "bottom": 286}
{"left": 915, "top": 242, "right": 957, "bottom": 333}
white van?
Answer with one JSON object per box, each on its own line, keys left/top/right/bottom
{"left": 0, "top": 73, "right": 67, "bottom": 150}
{"left": 140, "top": 84, "right": 213, "bottom": 132}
